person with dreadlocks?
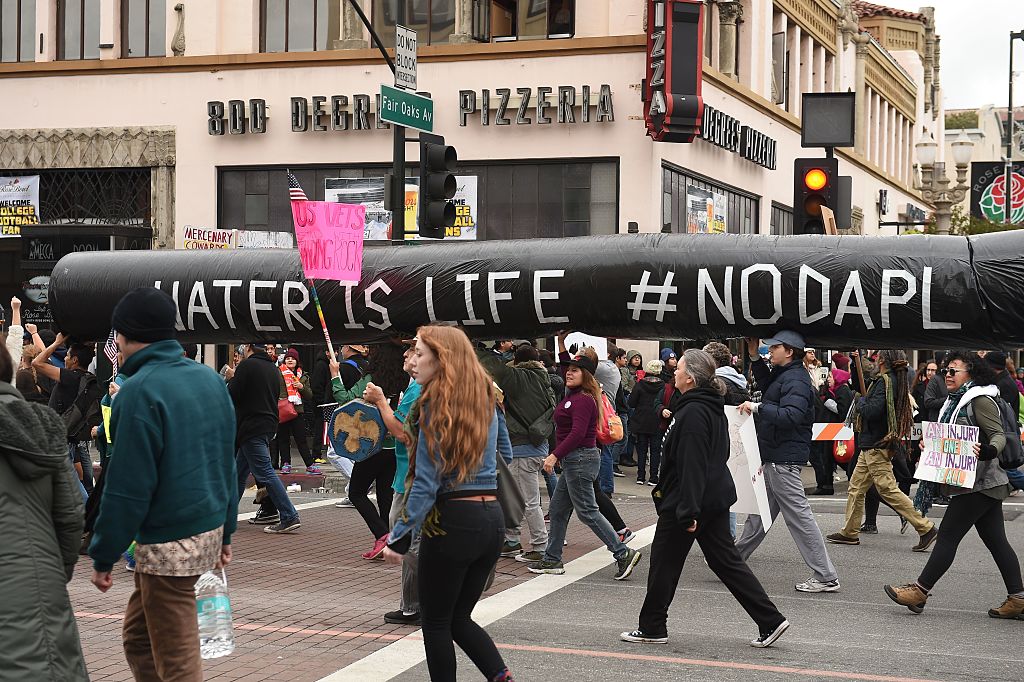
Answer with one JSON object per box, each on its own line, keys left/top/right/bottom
{"left": 826, "top": 350, "right": 938, "bottom": 550}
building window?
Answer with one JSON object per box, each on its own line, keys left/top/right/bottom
{"left": 122, "top": 0, "right": 166, "bottom": 57}
{"left": 0, "top": 0, "right": 35, "bottom": 63}
{"left": 261, "top": 0, "right": 340, "bottom": 53}
{"left": 0, "top": 168, "right": 152, "bottom": 226}
{"left": 487, "top": 0, "right": 574, "bottom": 42}
{"left": 661, "top": 163, "right": 759, "bottom": 234}
{"left": 218, "top": 159, "right": 617, "bottom": 240}
{"left": 770, "top": 202, "right": 793, "bottom": 235}
{"left": 371, "top": 1, "right": 458, "bottom": 47}
{"left": 59, "top": 0, "right": 101, "bottom": 60}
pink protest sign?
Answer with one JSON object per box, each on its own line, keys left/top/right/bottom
{"left": 291, "top": 201, "right": 366, "bottom": 282}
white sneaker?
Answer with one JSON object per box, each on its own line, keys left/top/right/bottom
{"left": 795, "top": 578, "right": 840, "bottom": 593}
{"left": 335, "top": 497, "right": 355, "bottom": 508}
{"left": 620, "top": 629, "right": 668, "bottom": 644}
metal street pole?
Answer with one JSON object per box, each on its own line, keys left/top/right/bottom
{"left": 1006, "top": 31, "right": 1024, "bottom": 224}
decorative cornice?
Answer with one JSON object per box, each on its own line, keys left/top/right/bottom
{"left": 0, "top": 127, "right": 176, "bottom": 168}
{"left": 773, "top": 0, "right": 840, "bottom": 55}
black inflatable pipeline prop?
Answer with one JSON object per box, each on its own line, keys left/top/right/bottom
{"left": 48, "top": 232, "right": 1024, "bottom": 349}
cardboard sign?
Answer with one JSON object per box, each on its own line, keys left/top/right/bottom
{"left": 291, "top": 201, "right": 365, "bottom": 283}
{"left": 821, "top": 205, "right": 838, "bottom": 235}
{"left": 725, "top": 407, "right": 772, "bottom": 530}
{"left": 913, "top": 421, "right": 979, "bottom": 489}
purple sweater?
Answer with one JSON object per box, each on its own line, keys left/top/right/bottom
{"left": 552, "top": 388, "right": 598, "bottom": 459}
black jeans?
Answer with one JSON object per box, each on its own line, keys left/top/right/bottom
{"left": 864, "top": 451, "right": 912, "bottom": 525}
{"left": 810, "top": 441, "right": 835, "bottom": 489}
{"left": 350, "top": 449, "right": 396, "bottom": 540}
{"left": 635, "top": 432, "right": 663, "bottom": 482}
{"left": 918, "top": 492, "right": 1023, "bottom": 593}
{"left": 278, "top": 416, "right": 314, "bottom": 467}
{"left": 639, "top": 511, "right": 785, "bottom": 637}
{"left": 595, "top": 482, "right": 626, "bottom": 531}
{"left": 418, "top": 499, "right": 507, "bottom": 682}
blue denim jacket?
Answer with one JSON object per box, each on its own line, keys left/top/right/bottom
{"left": 389, "top": 406, "right": 512, "bottom": 547}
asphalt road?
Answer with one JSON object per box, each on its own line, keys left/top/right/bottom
{"left": 394, "top": 500, "right": 1024, "bottom": 681}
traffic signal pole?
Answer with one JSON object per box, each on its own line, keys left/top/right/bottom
{"left": 344, "top": 0, "right": 405, "bottom": 242}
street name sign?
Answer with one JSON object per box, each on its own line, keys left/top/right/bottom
{"left": 395, "top": 25, "right": 417, "bottom": 91}
{"left": 380, "top": 84, "right": 433, "bottom": 133}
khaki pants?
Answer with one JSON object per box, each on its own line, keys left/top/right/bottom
{"left": 123, "top": 572, "right": 203, "bottom": 681}
{"left": 841, "top": 448, "right": 934, "bottom": 539}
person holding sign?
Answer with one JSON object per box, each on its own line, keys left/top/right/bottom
{"left": 826, "top": 351, "right": 937, "bottom": 549}
{"left": 885, "top": 351, "right": 1024, "bottom": 619}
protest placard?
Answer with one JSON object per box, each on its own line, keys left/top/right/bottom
{"left": 913, "top": 421, "right": 979, "bottom": 489}
{"left": 291, "top": 201, "right": 366, "bottom": 283}
{"left": 0, "top": 175, "right": 40, "bottom": 238}
{"left": 725, "top": 406, "right": 772, "bottom": 530}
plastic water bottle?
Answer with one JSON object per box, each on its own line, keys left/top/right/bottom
{"left": 195, "top": 569, "right": 235, "bottom": 659}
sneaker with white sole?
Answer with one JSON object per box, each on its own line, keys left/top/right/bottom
{"left": 750, "top": 619, "right": 790, "bottom": 648}
{"left": 527, "top": 560, "right": 565, "bottom": 575}
{"left": 614, "top": 548, "right": 642, "bottom": 580}
{"left": 335, "top": 498, "right": 355, "bottom": 508}
{"left": 500, "top": 541, "right": 522, "bottom": 558}
{"left": 618, "top": 528, "right": 635, "bottom": 544}
{"left": 248, "top": 510, "right": 280, "bottom": 525}
{"left": 515, "top": 550, "right": 544, "bottom": 563}
{"left": 264, "top": 519, "right": 301, "bottom": 534}
{"left": 795, "top": 578, "right": 840, "bottom": 593}
{"left": 620, "top": 629, "right": 667, "bottom": 644}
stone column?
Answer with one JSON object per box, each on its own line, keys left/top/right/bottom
{"left": 450, "top": 0, "right": 476, "bottom": 45}
{"left": 717, "top": 1, "right": 742, "bottom": 78}
{"left": 853, "top": 33, "right": 871, "bottom": 156}
{"left": 151, "top": 165, "right": 175, "bottom": 250}
{"left": 333, "top": 0, "right": 368, "bottom": 50}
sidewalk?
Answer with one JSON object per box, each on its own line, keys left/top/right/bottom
{"left": 70, "top": 487, "right": 660, "bottom": 681}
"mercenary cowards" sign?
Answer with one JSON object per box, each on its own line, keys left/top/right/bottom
{"left": 0, "top": 175, "right": 40, "bottom": 238}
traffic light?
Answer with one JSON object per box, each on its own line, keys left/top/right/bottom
{"left": 418, "top": 133, "right": 457, "bottom": 239}
{"left": 793, "top": 157, "right": 838, "bottom": 234}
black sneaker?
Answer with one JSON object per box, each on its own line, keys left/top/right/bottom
{"left": 613, "top": 466, "right": 626, "bottom": 478}
{"left": 248, "top": 510, "right": 280, "bottom": 525}
{"left": 264, "top": 519, "right": 301, "bottom": 534}
{"left": 527, "top": 560, "right": 565, "bottom": 575}
{"left": 500, "top": 541, "right": 523, "bottom": 557}
{"left": 859, "top": 523, "right": 879, "bottom": 534}
{"left": 912, "top": 526, "right": 938, "bottom": 552}
{"left": 750, "top": 619, "right": 790, "bottom": 648}
{"left": 614, "top": 548, "right": 642, "bottom": 580}
{"left": 620, "top": 629, "right": 667, "bottom": 644}
{"left": 383, "top": 610, "right": 421, "bottom": 625}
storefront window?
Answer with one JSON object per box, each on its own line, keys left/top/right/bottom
{"left": 0, "top": 0, "right": 35, "bottom": 63}
{"left": 770, "top": 202, "right": 793, "bottom": 235}
{"left": 486, "top": 0, "right": 573, "bottom": 41}
{"left": 262, "top": 0, "right": 337, "bottom": 53}
{"left": 661, "top": 163, "right": 759, "bottom": 234}
{"left": 59, "top": 0, "right": 101, "bottom": 60}
{"left": 122, "top": 0, "right": 166, "bottom": 57}
{"left": 219, "top": 159, "right": 617, "bottom": 240}
{"left": 370, "top": 1, "right": 458, "bottom": 47}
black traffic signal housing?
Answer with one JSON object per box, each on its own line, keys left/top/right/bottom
{"left": 418, "top": 133, "right": 457, "bottom": 239}
{"left": 793, "top": 157, "right": 839, "bottom": 234}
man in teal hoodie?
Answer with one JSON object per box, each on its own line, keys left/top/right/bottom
{"left": 89, "top": 287, "right": 238, "bottom": 681}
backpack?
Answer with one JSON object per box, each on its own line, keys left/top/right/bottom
{"left": 596, "top": 392, "right": 624, "bottom": 445}
{"left": 62, "top": 372, "right": 103, "bottom": 442}
{"left": 989, "top": 396, "right": 1024, "bottom": 470}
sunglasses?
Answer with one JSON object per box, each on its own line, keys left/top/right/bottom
{"left": 940, "top": 368, "right": 969, "bottom": 377}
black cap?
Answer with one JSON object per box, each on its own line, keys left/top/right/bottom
{"left": 111, "top": 287, "right": 178, "bottom": 343}
{"left": 985, "top": 351, "right": 1008, "bottom": 368}
{"left": 560, "top": 353, "right": 598, "bottom": 376}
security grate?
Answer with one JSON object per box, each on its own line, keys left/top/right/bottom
{"left": 3, "top": 168, "right": 153, "bottom": 226}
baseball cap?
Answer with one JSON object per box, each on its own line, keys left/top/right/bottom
{"left": 761, "top": 330, "right": 806, "bottom": 351}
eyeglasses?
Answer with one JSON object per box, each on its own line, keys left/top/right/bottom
{"left": 926, "top": 367, "right": 937, "bottom": 373}
{"left": 940, "top": 368, "right": 969, "bottom": 377}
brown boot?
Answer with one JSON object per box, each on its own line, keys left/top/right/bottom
{"left": 884, "top": 583, "right": 928, "bottom": 614}
{"left": 987, "top": 594, "right": 1024, "bottom": 620}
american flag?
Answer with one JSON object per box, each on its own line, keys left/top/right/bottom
{"left": 103, "top": 330, "right": 119, "bottom": 376}
{"left": 320, "top": 402, "right": 339, "bottom": 446}
{"left": 287, "top": 172, "right": 309, "bottom": 201}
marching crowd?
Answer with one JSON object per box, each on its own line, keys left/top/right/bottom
{"left": 1, "top": 289, "right": 1023, "bottom": 681}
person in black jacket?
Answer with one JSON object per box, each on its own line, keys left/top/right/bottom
{"left": 229, "top": 343, "right": 300, "bottom": 534}
{"left": 984, "top": 351, "right": 1020, "bottom": 420}
{"left": 628, "top": 360, "right": 665, "bottom": 485}
{"left": 736, "top": 331, "right": 840, "bottom": 593}
{"left": 621, "top": 349, "right": 789, "bottom": 649}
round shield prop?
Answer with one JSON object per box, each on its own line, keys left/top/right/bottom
{"left": 328, "top": 399, "right": 386, "bottom": 462}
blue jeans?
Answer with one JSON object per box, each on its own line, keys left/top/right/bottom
{"left": 68, "top": 443, "right": 88, "bottom": 503}
{"left": 543, "top": 469, "right": 558, "bottom": 500}
{"left": 1006, "top": 467, "right": 1024, "bottom": 491}
{"left": 599, "top": 444, "right": 615, "bottom": 494}
{"left": 544, "top": 447, "right": 628, "bottom": 563}
{"left": 236, "top": 433, "right": 299, "bottom": 523}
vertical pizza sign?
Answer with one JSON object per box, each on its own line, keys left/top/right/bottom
{"left": 644, "top": 0, "right": 704, "bottom": 143}
{"left": 0, "top": 175, "right": 41, "bottom": 238}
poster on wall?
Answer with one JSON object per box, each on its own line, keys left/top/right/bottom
{"left": 685, "top": 186, "right": 725, "bottom": 233}
{"left": 970, "top": 162, "right": 1024, "bottom": 224}
{"left": 324, "top": 176, "right": 478, "bottom": 240}
{"left": 235, "top": 230, "right": 294, "bottom": 248}
{"left": 181, "top": 225, "right": 236, "bottom": 249}
{"left": 0, "top": 175, "right": 41, "bottom": 238}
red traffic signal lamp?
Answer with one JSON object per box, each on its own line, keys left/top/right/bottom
{"left": 793, "top": 157, "right": 838, "bottom": 234}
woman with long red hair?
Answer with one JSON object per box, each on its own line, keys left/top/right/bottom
{"left": 383, "top": 326, "right": 514, "bottom": 682}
